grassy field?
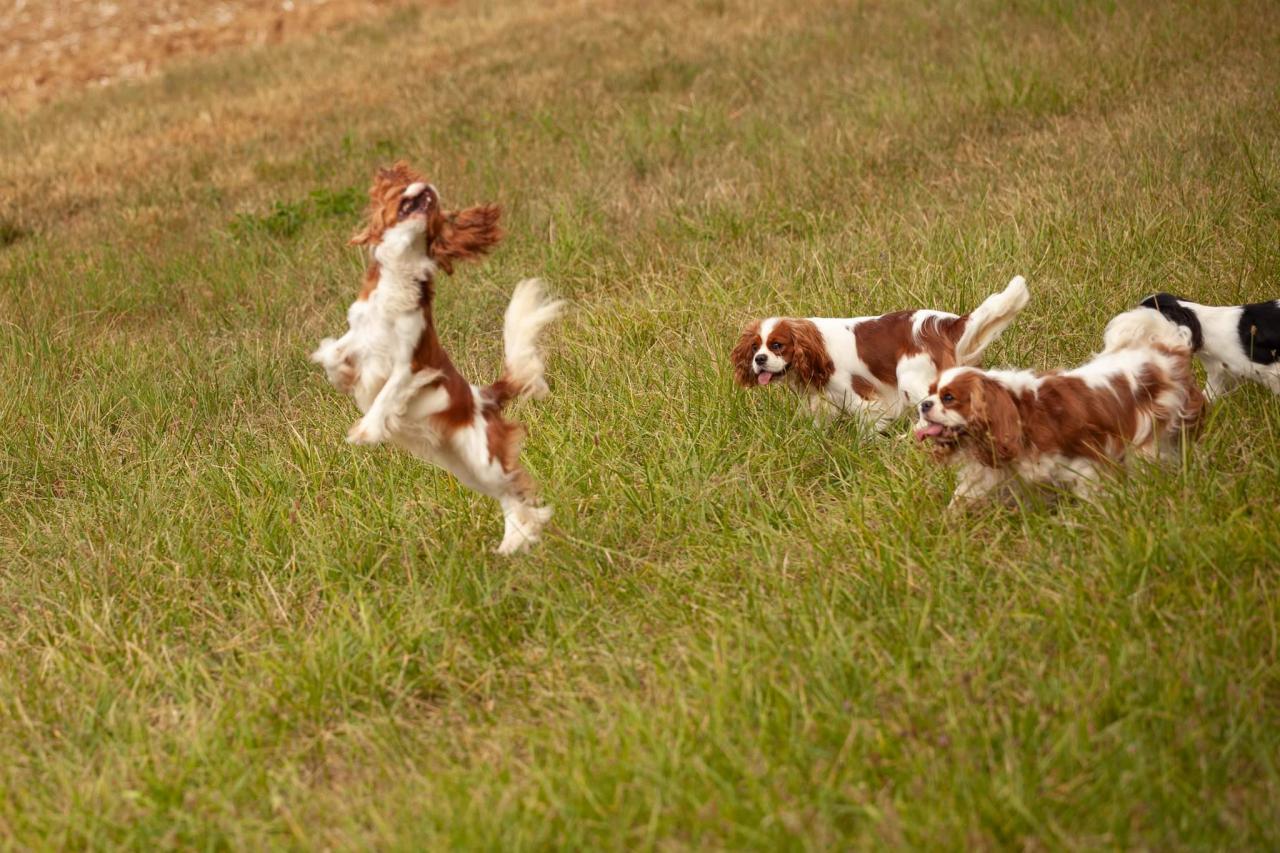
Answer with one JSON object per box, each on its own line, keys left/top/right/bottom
{"left": 2, "top": 0, "right": 1279, "bottom": 846}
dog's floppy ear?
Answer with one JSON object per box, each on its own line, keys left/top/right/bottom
{"left": 349, "top": 224, "right": 377, "bottom": 246}
{"left": 730, "top": 322, "right": 762, "bottom": 387}
{"left": 429, "top": 204, "right": 504, "bottom": 275}
{"left": 971, "top": 377, "right": 1021, "bottom": 463}
{"left": 789, "top": 320, "right": 835, "bottom": 388}
{"left": 349, "top": 161, "right": 418, "bottom": 246}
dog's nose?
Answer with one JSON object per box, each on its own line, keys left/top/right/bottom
{"left": 754, "top": 353, "right": 768, "bottom": 366}
{"left": 919, "top": 400, "right": 934, "bottom": 413}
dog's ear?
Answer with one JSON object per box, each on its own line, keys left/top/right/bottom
{"left": 350, "top": 164, "right": 405, "bottom": 246}
{"left": 972, "top": 377, "right": 1021, "bottom": 463}
{"left": 730, "top": 323, "right": 762, "bottom": 387}
{"left": 349, "top": 224, "right": 377, "bottom": 246}
{"left": 789, "top": 320, "right": 835, "bottom": 388}
{"left": 429, "top": 204, "right": 503, "bottom": 275}
{"left": 350, "top": 162, "right": 421, "bottom": 246}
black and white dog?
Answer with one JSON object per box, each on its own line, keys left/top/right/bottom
{"left": 1139, "top": 293, "right": 1280, "bottom": 398}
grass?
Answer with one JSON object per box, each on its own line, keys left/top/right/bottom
{"left": 2, "top": 0, "right": 1279, "bottom": 846}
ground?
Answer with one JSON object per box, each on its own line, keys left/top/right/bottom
{"left": 1, "top": 0, "right": 1278, "bottom": 847}
{"left": 1, "top": 0, "right": 399, "bottom": 106}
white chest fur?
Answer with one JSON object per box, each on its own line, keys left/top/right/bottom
{"left": 311, "top": 219, "right": 437, "bottom": 419}
{"left": 345, "top": 287, "right": 427, "bottom": 413}
{"left": 345, "top": 224, "right": 435, "bottom": 412}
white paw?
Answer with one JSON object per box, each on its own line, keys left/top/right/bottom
{"left": 495, "top": 539, "right": 525, "bottom": 556}
{"left": 494, "top": 512, "right": 549, "bottom": 555}
{"left": 347, "top": 417, "right": 386, "bottom": 445}
{"left": 311, "top": 338, "right": 339, "bottom": 364}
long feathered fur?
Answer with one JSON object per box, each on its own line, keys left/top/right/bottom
{"left": 485, "top": 278, "right": 566, "bottom": 407}
{"left": 954, "top": 275, "right": 1031, "bottom": 364}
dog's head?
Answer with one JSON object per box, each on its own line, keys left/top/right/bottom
{"left": 730, "top": 318, "right": 834, "bottom": 389}
{"left": 915, "top": 367, "right": 1022, "bottom": 463}
{"left": 349, "top": 161, "right": 503, "bottom": 274}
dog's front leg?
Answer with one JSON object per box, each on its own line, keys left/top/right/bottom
{"left": 347, "top": 319, "right": 424, "bottom": 445}
{"left": 949, "top": 462, "right": 1005, "bottom": 508}
{"left": 804, "top": 392, "right": 840, "bottom": 424}
{"left": 311, "top": 332, "right": 360, "bottom": 392}
{"left": 1203, "top": 359, "right": 1239, "bottom": 401}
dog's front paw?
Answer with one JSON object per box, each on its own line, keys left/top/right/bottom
{"left": 311, "top": 338, "right": 339, "bottom": 364}
{"left": 347, "top": 417, "right": 387, "bottom": 445}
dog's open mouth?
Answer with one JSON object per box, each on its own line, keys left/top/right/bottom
{"left": 397, "top": 188, "right": 431, "bottom": 221}
{"left": 405, "top": 194, "right": 429, "bottom": 216}
{"left": 914, "top": 421, "right": 963, "bottom": 443}
{"left": 755, "top": 367, "right": 787, "bottom": 386}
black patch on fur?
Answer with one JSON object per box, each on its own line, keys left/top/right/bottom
{"left": 1238, "top": 300, "right": 1280, "bottom": 365}
{"left": 1139, "top": 293, "right": 1204, "bottom": 351}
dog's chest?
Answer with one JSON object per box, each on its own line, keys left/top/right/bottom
{"left": 345, "top": 296, "right": 427, "bottom": 411}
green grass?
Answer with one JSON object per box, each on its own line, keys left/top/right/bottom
{"left": 2, "top": 0, "right": 1279, "bottom": 846}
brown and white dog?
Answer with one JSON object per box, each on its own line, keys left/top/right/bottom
{"left": 731, "top": 276, "right": 1029, "bottom": 428}
{"left": 311, "top": 162, "right": 564, "bottom": 554}
{"left": 914, "top": 308, "right": 1205, "bottom": 504}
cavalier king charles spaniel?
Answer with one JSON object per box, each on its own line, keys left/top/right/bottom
{"left": 731, "top": 276, "right": 1029, "bottom": 428}
{"left": 1139, "top": 292, "right": 1280, "bottom": 399}
{"left": 915, "top": 308, "right": 1205, "bottom": 505}
{"left": 311, "top": 162, "right": 564, "bottom": 554}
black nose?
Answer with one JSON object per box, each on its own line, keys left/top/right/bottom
{"left": 754, "top": 353, "right": 768, "bottom": 366}
{"left": 919, "top": 400, "right": 934, "bottom": 413}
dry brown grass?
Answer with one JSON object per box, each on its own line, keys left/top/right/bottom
{"left": 1, "top": 0, "right": 404, "bottom": 106}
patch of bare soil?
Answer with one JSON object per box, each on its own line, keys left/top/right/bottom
{"left": 1, "top": 0, "right": 402, "bottom": 107}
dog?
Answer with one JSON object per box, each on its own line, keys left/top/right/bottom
{"left": 914, "top": 308, "right": 1205, "bottom": 505}
{"left": 1138, "top": 293, "right": 1280, "bottom": 399}
{"left": 730, "top": 276, "right": 1029, "bottom": 428}
{"left": 311, "top": 162, "right": 564, "bottom": 554}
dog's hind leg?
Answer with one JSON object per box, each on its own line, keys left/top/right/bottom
{"left": 496, "top": 494, "right": 553, "bottom": 555}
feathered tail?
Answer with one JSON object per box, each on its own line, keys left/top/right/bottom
{"left": 954, "top": 275, "right": 1031, "bottom": 365}
{"left": 485, "top": 278, "right": 565, "bottom": 408}
{"left": 1102, "top": 307, "right": 1196, "bottom": 354}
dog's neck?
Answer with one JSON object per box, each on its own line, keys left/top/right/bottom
{"left": 363, "top": 225, "right": 462, "bottom": 378}
{"left": 374, "top": 224, "right": 437, "bottom": 283}
{"left": 369, "top": 225, "right": 438, "bottom": 315}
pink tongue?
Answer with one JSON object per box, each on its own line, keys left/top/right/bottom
{"left": 914, "top": 423, "right": 945, "bottom": 441}
{"left": 757, "top": 372, "right": 773, "bottom": 386}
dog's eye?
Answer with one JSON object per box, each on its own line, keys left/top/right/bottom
{"left": 768, "top": 342, "right": 783, "bottom": 352}
{"left": 397, "top": 198, "right": 413, "bottom": 215}
{"left": 941, "top": 393, "right": 955, "bottom": 404}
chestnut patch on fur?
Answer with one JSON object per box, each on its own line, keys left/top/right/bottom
{"left": 854, "top": 311, "right": 967, "bottom": 385}
{"left": 730, "top": 321, "right": 763, "bottom": 386}
{"left": 358, "top": 262, "right": 380, "bottom": 300}
{"left": 485, "top": 415, "right": 531, "bottom": 489}
{"left": 850, "top": 375, "right": 878, "bottom": 401}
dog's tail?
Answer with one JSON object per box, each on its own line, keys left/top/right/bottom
{"left": 484, "top": 278, "right": 565, "bottom": 408}
{"left": 954, "top": 275, "right": 1030, "bottom": 365}
{"left": 1103, "top": 306, "right": 1195, "bottom": 354}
